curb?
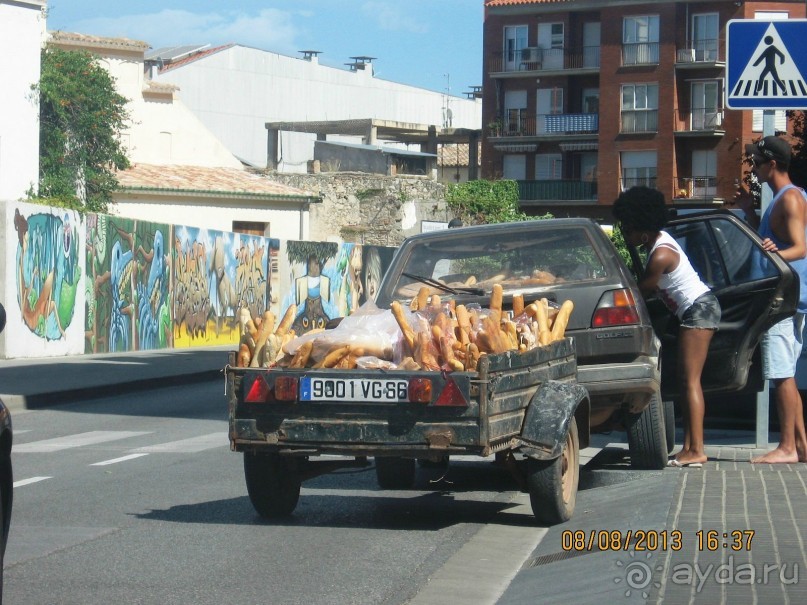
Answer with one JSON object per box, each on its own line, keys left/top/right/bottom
{"left": 0, "top": 369, "right": 223, "bottom": 413}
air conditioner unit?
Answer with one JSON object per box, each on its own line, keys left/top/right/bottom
{"left": 712, "top": 112, "right": 723, "bottom": 127}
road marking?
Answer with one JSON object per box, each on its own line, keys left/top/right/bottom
{"left": 14, "top": 430, "right": 152, "bottom": 453}
{"left": 91, "top": 453, "right": 150, "bottom": 466}
{"left": 13, "top": 476, "right": 52, "bottom": 488}
{"left": 406, "top": 494, "right": 546, "bottom": 605}
{"left": 130, "top": 432, "right": 227, "bottom": 453}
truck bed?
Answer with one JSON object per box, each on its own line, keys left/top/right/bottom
{"left": 227, "top": 338, "right": 576, "bottom": 458}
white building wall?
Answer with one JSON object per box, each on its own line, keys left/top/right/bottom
{"left": 95, "top": 49, "right": 242, "bottom": 169}
{"left": 112, "top": 196, "right": 308, "bottom": 239}
{"left": 155, "top": 46, "right": 482, "bottom": 170}
{"left": 0, "top": 0, "right": 46, "bottom": 202}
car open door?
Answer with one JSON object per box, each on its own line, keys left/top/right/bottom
{"left": 641, "top": 211, "right": 798, "bottom": 398}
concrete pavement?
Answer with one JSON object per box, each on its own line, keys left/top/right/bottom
{"left": 2, "top": 347, "right": 805, "bottom": 603}
{"left": 0, "top": 346, "right": 232, "bottom": 412}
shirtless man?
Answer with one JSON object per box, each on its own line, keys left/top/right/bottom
{"left": 736, "top": 136, "right": 807, "bottom": 463}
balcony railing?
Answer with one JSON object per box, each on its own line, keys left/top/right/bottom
{"left": 675, "top": 108, "right": 725, "bottom": 132}
{"left": 495, "top": 113, "right": 599, "bottom": 137}
{"left": 489, "top": 46, "right": 601, "bottom": 73}
{"left": 620, "top": 177, "right": 657, "bottom": 191}
{"left": 675, "top": 176, "right": 719, "bottom": 200}
{"left": 622, "top": 42, "right": 659, "bottom": 66}
{"left": 620, "top": 109, "right": 658, "bottom": 134}
{"left": 518, "top": 180, "right": 598, "bottom": 201}
{"left": 676, "top": 39, "right": 721, "bottom": 64}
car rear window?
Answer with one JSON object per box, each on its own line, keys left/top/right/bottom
{"left": 391, "top": 227, "right": 609, "bottom": 301}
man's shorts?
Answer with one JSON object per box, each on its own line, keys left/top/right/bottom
{"left": 762, "top": 313, "right": 806, "bottom": 380}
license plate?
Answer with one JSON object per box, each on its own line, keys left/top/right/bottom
{"left": 299, "top": 377, "right": 409, "bottom": 402}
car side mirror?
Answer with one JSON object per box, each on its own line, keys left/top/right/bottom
{"left": 0, "top": 302, "right": 5, "bottom": 334}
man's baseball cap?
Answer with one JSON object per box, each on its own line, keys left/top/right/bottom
{"left": 745, "top": 136, "right": 791, "bottom": 167}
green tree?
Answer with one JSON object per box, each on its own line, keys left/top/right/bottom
{"left": 444, "top": 179, "right": 538, "bottom": 224}
{"left": 788, "top": 110, "right": 807, "bottom": 189}
{"left": 33, "top": 45, "right": 131, "bottom": 213}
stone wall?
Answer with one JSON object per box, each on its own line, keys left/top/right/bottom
{"left": 267, "top": 173, "right": 451, "bottom": 246}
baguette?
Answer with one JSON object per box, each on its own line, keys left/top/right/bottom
{"left": 550, "top": 300, "right": 574, "bottom": 341}
{"left": 290, "top": 340, "right": 314, "bottom": 368}
{"left": 490, "top": 284, "right": 503, "bottom": 323}
{"left": 275, "top": 305, "right": 296, "bottom": 337}
{"left": 237, "top": 343, "right": 251, "bottom": 367}
{"left": 249, "top": 310, "right": 276, "bottom": 367}
{"left": 314, "top": 345, "right": 351, "bottom": 369}
{"left": 416, "top": 287, "right": 430, "bottom": 312}
{"left": 512, "top": 294, "right": 525, "bottom": 317}
{"left": 390, "top": 301, "right": 416, "bottom": 353}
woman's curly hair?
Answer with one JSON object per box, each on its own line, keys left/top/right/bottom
{"left": 612, "top": 186, "right": 670, "bottom": 232}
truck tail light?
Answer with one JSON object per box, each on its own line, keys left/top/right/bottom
{"left": 433, "top": 378, "right": 468, "bottom": 407}
{"left": 592, "top": 288, "right": 640, "bottom": 327}
{"left": 273, "top": 376, "right": 298, "bottom": 401}
{"left": 408, "top": 378, "right": 432, "bottom": 403}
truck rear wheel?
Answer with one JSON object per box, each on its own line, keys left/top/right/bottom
{"left": 626, "top": 391, "right": 668, "bottom": 469}
{"left": 526, "top": 417, "right": 579, "bottom": 525}
{"left": 375, "top": 457, "right": 416, "bottom": 489}
{"left": 243, "top": 452, "right": 301, "bottom": 517}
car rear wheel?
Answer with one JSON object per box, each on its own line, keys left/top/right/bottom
{"left": 626, "top": 391, "right": 668, "bottom": 469}
{"left": 375, "top": 457, "right": 416, "bottom": 489}
{"left": 527, "top": 417, "right": 579, "bottom": 525}
{"left": 243, "top": 452, "right": 301, "bottom": 518}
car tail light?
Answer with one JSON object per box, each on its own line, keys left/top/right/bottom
{"left": 408, "top": 378, "right": 432, "bottom": 403}
{"left": 433, "top": 378, "right": 468, "bottom": 407}
{"left": 592, "top": 288, "right": 640, "bottom": 327}
{"left": 273, "top": 376, "right": 299, "bottom": 401}
{"left": 244, "top": 375, "right": 271, "bottom": 403}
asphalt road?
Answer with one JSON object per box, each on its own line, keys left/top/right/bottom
{"left": 5, "top": 380, "right": 675, "bottom": 605}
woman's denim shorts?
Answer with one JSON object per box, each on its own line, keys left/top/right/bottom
{"left": 680, "top": 293, "right": 721, "bottom": 330}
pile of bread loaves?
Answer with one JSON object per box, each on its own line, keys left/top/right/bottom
{"left": 236, "top": 284, "right": 573, "bottom": 371}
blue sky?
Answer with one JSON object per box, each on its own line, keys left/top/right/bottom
{"left": 46, "top": 0, "right": 484, "bottom": 96}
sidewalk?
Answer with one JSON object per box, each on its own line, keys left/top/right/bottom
{"left": 0, "top": 345, "right": 234, "bottom": 412}
{"left": 500, "top": 433, "right": 807, "bottom": 605}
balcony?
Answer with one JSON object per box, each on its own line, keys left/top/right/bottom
{"left": 488, "top": 46, "right": 600, "bottom": 76}
{"left": 620, "top": 109, "right": 658, "bottom": 134}
{"left": 492, "top": 113, "right": 599, "bottom": 138}
{"left": 674, "top": 176, "right": 722, "bottom": 202}
{"left": 518, "top": 179, "right": 598, "bottom": 202}
{"left": 674, "top": 108, "right": 725, "bottom": 137}
{"left": 675, "top": 40, "right": 723, "bottom": 69}
{"left": 622, "top": 42, "right": 659, "bottom": 66}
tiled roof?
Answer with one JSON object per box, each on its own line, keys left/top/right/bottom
{"left": 48, "top": 31, "right": 150, "bottom": 52}
{"left": 116, "top": 164, "right": 317, "bottom": 201}
{"left": 158, "top": 45, "right": 234, "bottom": 73}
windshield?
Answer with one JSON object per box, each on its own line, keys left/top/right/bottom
{"left": 384, "top": 226, "right": 609, "bottom": 303}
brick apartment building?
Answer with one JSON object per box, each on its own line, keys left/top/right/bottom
{"left": 482, "top": 0, "right": 806, "bottom": 221}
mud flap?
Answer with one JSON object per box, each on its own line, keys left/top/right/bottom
{"left": 516, "top": 381, "right": 588, "bottom": 460}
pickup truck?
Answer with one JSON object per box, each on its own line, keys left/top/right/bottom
{"left": 227, "top": 226, "right": 590, "bottom": 525}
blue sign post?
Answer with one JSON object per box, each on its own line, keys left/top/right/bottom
{"left": 727, "top": 19, "right": 807, "bottom": 110}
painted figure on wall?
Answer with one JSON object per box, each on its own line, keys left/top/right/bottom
{"left": 14, "top": 208, "right": 81, "bottom": 340}
{"left": 85, "top": 215, "right": 171, "bottom": 352}
{"left": 284, "top": 240, "right": 338, "bottom": 334}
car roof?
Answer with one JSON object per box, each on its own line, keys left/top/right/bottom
{"left": 406, "top": 218, "right": 600, "bottom": 244}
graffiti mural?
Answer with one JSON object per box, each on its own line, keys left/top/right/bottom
{"left": 280, "top": 242, "right": 395, "bottom": 331}
{"left": 4, "top": 203, "right": 85, "bottom": 357}
{"left": 173, "top": 226, "right": 277, "bottom": 347}
{"left": 85, "top": 214, "right": 171, "bottom": 353}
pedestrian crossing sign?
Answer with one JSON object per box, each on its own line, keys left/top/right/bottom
{"left": 727, "top": 19, "right": 807, "bottom": 109}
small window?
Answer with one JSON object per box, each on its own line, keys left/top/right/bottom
{"left": 233, "top": 221, "right": 268, "bottom": 236}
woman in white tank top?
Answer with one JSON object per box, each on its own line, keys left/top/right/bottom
{"left": 613, "top": 187, "right": 721, "bottom": 467}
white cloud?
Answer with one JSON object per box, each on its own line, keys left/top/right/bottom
{"left": 360, "top": 1, "right": 429, "bottom": 34}
{"left": 64, "top": 9, "right": 300, "bottom": 52}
